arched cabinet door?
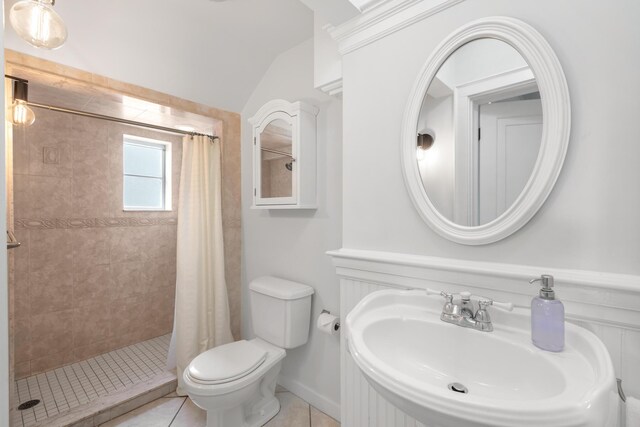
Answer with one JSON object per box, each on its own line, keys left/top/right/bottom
{"left": 249, "top": 99, "right": 319, "bottom": 209}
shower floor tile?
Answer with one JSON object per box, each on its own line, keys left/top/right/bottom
{"left": 13, "top": 334, "right": 172, "bottom": 427}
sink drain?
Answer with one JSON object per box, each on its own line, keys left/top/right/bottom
{"left": 18, "top": 399, "right": 40, "bottom": 410}
{"left": 448, "top": 382, "right": 468, "bottom": 394}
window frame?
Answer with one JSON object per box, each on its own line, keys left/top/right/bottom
{"left": 122, "top": 134, "right": 172, "bottom": 211}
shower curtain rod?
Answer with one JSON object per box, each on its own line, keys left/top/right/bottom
{"left": 260, "top": 146, "right": 294, "bottom": 158}
{"left": 26, "top": 101, "right": 219, "bottom": 140}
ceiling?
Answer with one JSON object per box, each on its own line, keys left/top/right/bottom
{"left": 3, "top": 0, "right": 314, "bottom": 113}
{"left": 298, "top": 0, "right": 359, "bottom": 26}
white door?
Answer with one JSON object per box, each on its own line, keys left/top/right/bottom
{"left": 476, "top": 99, "right": 543, "bottom": 225}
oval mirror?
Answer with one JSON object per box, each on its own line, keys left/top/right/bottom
{"left": 401, "top": 17, "right": 570, "bottom": 245}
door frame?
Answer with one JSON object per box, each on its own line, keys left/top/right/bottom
{"left": 453, "top": 66, "right": 537, "bottom": 225}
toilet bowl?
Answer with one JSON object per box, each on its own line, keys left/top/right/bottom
{"left": 183, "top": 276, "right": 314, "bottom": 427}
{"left": 184, "top": 338, "right": 286, "bottom": 427}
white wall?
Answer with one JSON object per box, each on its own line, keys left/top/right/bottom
{"left": 342, "top": 0, "right": 640, "bottom": 275}
{"left": 241, "top": 39, "right": 342, "bottom": 419}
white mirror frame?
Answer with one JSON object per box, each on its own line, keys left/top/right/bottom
{"left": 401, "top": 16, "right": 570, "bottom": 245}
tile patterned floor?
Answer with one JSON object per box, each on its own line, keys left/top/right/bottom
{"left": 101, "top": 388, "right": 340, "bottom": 427}
{"left": 13, "top": 334, "right": 171, "bottom": 427}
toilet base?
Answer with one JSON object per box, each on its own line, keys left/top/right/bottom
{"left": 241, "top": 395, "right": 280, "bottom": 427}
{"left": 189, "top": 358, "right": 283, "bottom": 427}
{"left": 203, "top": 395, "right": 280, "bottom": 427}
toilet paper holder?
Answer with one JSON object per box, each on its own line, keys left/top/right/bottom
{"left": 321, "top": 309, "right": 340, "bottom": 332}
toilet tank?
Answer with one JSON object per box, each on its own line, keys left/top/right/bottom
{"left": 249, "top": 276, "right": 314, "bottom": 349}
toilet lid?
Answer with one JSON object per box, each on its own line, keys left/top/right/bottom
{"left": 187, "top": 340, "right": 267, "bottom": 385}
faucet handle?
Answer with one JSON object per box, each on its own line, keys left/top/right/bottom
{"left": 425, "top": 288, "right": 453, "bottom": 301}
{"left": 478, "top": 299, "right": 514, "bottom": 312}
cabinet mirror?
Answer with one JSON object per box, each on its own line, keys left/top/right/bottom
{"left": 260, "top": 118, "right": 294, "bottom": 200}
{"left": 250, "top": 99, "right": 318, "bottom": 209}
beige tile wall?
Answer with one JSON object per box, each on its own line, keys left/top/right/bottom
{"left": 11, "top": 108, "right": 241, "bottom": 378}
{"left": 260, "top": 158, "right": 293, "bottom": 198}
{"left": 220, "top": 118, "right": 242, "bottom": 340}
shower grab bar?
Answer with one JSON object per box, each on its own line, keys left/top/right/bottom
{"left": 7, "top": 230, "right": 21, "bottom": 250}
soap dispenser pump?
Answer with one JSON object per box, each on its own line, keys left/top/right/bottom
{"left": 530, "top": 274, "right": 564, "bottom": 352}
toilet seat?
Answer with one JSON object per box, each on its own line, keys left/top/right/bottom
{"left": 188, "top": 340, "right": 267, "bottom": 385}
{"left": 184, "top": 338, "right": 286, "bottom": 397}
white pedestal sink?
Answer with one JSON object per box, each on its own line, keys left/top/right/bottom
{"left": 345, "top": 289, "right": 619, "bottom": 427}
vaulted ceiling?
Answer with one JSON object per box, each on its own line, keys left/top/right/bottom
{"left": 3, "top": 0, "right": 314, "bottom": 113}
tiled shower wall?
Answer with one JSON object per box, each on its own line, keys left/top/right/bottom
{"left": 261, "top": 157, "right": 293, "bottom": 198}
{"left": 10, "top": 107, "right": 241, "bottom": 379}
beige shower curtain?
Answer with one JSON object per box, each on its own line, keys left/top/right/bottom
{"left": 168, "top": 134, "right": 233, "bottom": 395}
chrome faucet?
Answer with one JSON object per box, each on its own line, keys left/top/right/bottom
{"left": 427, "top": 289, "right": 513, "bottom": 332}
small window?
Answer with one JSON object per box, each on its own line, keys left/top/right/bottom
{"left": 123, "top": 135, "right": 171, "bottom": 211}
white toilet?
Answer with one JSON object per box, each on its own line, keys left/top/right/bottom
{"left": 183, "top": 276, "right": 314, "bottom": 427}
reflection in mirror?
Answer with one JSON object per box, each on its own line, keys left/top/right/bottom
{"left": 260, "top": 118, "right": 293, "bottom": 198}
{"left": 417, "top": 38, "right": 542, "bottom": 226}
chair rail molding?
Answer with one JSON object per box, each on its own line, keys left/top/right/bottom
{"left": 328, "top": 0, "right": 466, "bottom": 55}
{"left": 327, "top": 248, "right": 640, "bottom": 330}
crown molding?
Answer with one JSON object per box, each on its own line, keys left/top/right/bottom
{"left": 317, "top": 77, "right": 343, "bottom": 97}
{"left": 328, "top": 0, "right": 466, "bottom": 55}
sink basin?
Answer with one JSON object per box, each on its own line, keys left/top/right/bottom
{"left": 345, "top": 289, "right": 619, "bottom": 427}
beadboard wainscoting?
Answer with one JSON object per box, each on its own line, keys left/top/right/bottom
{"left": 329, "top": 248, "right": 640, "bottom": 427}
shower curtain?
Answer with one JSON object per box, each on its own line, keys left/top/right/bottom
{"left": 167, "top": 134, "right": 233, "bottom": 395}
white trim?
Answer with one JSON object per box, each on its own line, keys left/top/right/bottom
{"left": 122, "top": 134, "right": 172, "bottom": 211}
{"left": 452, "top": 67, "right": 537, "bottom": 225}
{"left": 250, "top": 204, "right": 318, "bottom": 210}
{"left": 317, "top": 78, "right": 343, "bottom": 97}
{"left": 329, "top": 0, "right": 466, "bottom": 55}
{"left": 247, "top": 99, "right": 318, "bottom": 127}
{"left": 277, "top": 375, "right": 341, "bottom": 421}
{"left": 347, "top": 0, "right": 388, "bottom": 12}
{"left": 401, "top": 17, "right": 571, "bottom": 245}
{"left": 327, "top": 248, "right": 640, "bottom": 331}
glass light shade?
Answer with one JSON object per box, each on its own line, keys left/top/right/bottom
{"left": 9, "top": 0, "right": 68, "bottom": 50}
{"left": 8, "top": 100, "right": 36, "bottom": 126}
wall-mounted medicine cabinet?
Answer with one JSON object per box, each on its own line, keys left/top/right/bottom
{"left": 249, "top": 99, "right": 318, "bottom": 209}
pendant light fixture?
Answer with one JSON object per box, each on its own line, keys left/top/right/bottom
{"left": 416, "top": 131, "right": 434, "bottom": 161}
{"left": 9, "top": 0, "right": 68, "bottom": 50}
{"left": 7, "top": 78, "right": 36, "bottom": 126}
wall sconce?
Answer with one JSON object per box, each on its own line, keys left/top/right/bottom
{"left": 416, "top": 131, "right": 434, "bottom": 161}
{"left": 9, "top": 0, "right": 68, "bottom": 50}
{"left": 7, "top": 78, "right": 36, "bottom": 126}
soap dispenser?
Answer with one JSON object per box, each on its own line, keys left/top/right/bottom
{"left": 530, "top": 274, "right": 564, "bottom": 352}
